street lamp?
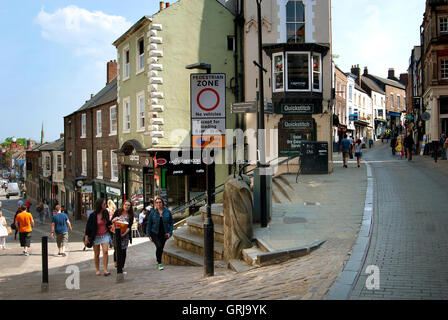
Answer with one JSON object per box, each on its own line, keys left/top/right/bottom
{"left": 255, "top": 0, "right": 268, "bottom": 228}
{"left": 186, "top": 62, "right": 214, "bottom": 277}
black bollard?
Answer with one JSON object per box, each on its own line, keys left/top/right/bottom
{"left": 115, "top": 227, "right": 123, "bottom": 280}
{"left": 42, "top": 236, "right": 49, "bottom": 292}
{"left": 433, "top": 141, "right": 438, "bottom": 163}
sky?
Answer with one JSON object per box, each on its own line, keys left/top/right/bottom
{"left": 0, "top": 0, "right": 426, "bottom": 143}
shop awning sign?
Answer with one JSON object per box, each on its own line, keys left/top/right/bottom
{"left": 106, "top": 186, "right": 121, "bottom": 196}
{"left": 81, "top": 185, "right": 93, "bottom": 194}
{"left": 190, "top": 73, "right": 226, "bottom": 148}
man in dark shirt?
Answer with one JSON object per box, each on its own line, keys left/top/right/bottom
{"left": 404, "top": 132, "right": 415, "bottom": 161}
{"left": 340, "top": 134, "right": 351, "bottom": 168}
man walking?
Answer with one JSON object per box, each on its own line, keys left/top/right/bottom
{"left": 440, "top": 133, "right": 447, "bottom": 160}
{"left": 340, "top": 134, "right": 352, "bottom": 168}
{"left": 51, "top": 205, "right": 72, "bottom": 256}
{"left": 404, "top": 131, "right": 415, "bottom": 161}
{"left": 15, "top": 204, "right": 34, "bottom": 256}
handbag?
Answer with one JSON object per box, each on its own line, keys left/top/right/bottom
{"left": 6, "top": 226, "right": 12, "bottom": 235}
{"left": 10, "top": 223, "right": 16, "bottom": 230}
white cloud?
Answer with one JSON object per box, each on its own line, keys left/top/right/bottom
{"left": 34, "top": 5, "right": 132, "bottom": 57}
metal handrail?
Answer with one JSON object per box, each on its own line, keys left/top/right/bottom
{"left": 171, "top": 153, "right": 301, "bottom": 215}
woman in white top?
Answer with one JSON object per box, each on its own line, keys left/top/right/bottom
{"left": 0, "top": 203, "right": 8, "bottom": 250}
{"left": 354, "top": 139, "right": 363, "bottom": 168}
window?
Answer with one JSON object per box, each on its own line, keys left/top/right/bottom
{"left": 81, "top": 149, "right": 87, "bottom": 176}
{"left": 96, "top": 110, "right": 102, "bottom": 137}
{"left": 273, "top": 53, "right": 284, "bottom": 91}
{"left": 57, "top": 154, "right": 62, "bottom": 172}
{"left": 349, "top": 85, "right": 353, "bottom": 101}
{"left": 97, "top": 150, "right": 103, "bottom": 179}
{"left": 390, "top": 94, "right": 394, "bottom": 108}
{"left": 397, "top": 96, "right": 401, "bottom": 109}
{"left": 137, "top": 38, "right": 144, "bottom": 73}
{"left": 81, "top": 113, "right": 86, "bottom": 138}
{"left": 123, "top": 46, "right": 130, "bottom": 79}
{"left": 227, "top": 36, "right": 235, "bottom": 51}
{"left": 68, "top": 153, "right": 72, "bottom": 173}
{"left": 111, "top": 151, "right": 119, "bottom": 182}
{"left": 123, "top": 98, "right": 131, "bottom": 132}
{"left": 110, "top": 106, "right": 117, "bottom": 135}
{"left": 312, "top": 54, "right": 321, "bottom": 91}
{"left": 286, "top": 52, "right": 309, "bottom": 91}
{"left": 45, "top": 155, "right": 51, "bottom": 172}
{"left": 441, "top": 59, "right": 448, "bottom": 79}
{"left": 68, "top": 120, "right": 72, "bottom": 139}
{"left": 137, "top": 92, "right": 145, "bottom": 131}
{"left": 286, "top": 1, "right": 305, "bottom": 43}
{"left": 440, "top": 17, "right": 448, "bottom": 33}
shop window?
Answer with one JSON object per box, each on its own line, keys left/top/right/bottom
{"left": 286, "top": 52, "right": 309, "bottom": 91}
{"left": 273, "top": 53, "right": 284, "bottom": 92}
{"left": 312, "top": 54, "right": 321, "bottom": 91}
{"left": 286, "top": 1, "right": 305, "bottom": 43}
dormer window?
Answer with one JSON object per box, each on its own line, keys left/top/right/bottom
{"left": 286, "top": 1, "right": 305, "bottom": 43}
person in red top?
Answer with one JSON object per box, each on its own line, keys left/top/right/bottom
{"left": 15, "top": 205, "right": 34, "bottom": 256}
{"left": 84, "top": 198, "right": 112, "bottom": 276}
{"left": 26, "top": 200, "right": 31, "bottom": 213}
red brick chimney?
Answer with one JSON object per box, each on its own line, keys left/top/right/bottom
{"left": 166, "top": 2, "right": 170, "bottom": 7}
{"left": 388, "top": 68, "right": 395, "bottom": 80}
{"left": 399, "top": 73, "right": 408, "bottom": 86}
{"left": 107, "top": 60, "right": 118, "bottom": 84}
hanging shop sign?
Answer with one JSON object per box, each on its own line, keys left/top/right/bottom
{"left": 280, "top": 103, "right": 314, "bottom": 114}
{"left": 81, "top": 185, "right": 93, "bottom": 194}
{"left": 106, "top": 186, "right": 121, "bottom": 197}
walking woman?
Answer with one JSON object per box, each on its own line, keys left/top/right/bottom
{"left": 147, "top": 196, "right": 173, "bottom": 270}
{"left": 354, "top": 139, "right": 363, "bottom": 168}
{"left": 84, "top": 198, "right": 112, "bottom": 276}
{"left": 0, "top": 203, "right": 8, "bottom": 250}
{"left": 111, "top": 200, "right": 134, "bottom": 275}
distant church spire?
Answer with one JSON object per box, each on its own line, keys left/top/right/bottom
{"left": 41, "top": 122, "right": 45, "bottom": 144}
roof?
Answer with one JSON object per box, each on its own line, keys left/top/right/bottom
{"left": 361, "top": 75, "right": 385, "bottom": 95}
{"left": 354, "top": 83, "right": 367, "bottom": 94}
{"left": 112, "top": 16, "right": 152, "bottom": 47}
{"left": 38, "top": 139, "right": 64, "bottom": 152}
{"left": 366, "top": 74, "right": 406, "bottom": 90}
{"left": 27, "top": 143, "right": 46, "bottom": 152}
{"left": 77, "top": 78, "right": 117, "bottom": 112}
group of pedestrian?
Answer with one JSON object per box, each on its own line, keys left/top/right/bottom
{"left": 340, "top": 134, "right": 364, "bottom": 168}
{"left": 83, "top": 196, "right": 173, "bottom": 276}
{"left": 390, "top": 131, "right": 415, "bottom": 161}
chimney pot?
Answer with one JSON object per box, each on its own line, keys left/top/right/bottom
{"left": 388, "top": 68, "right": 395, "bottom": 79}
{"left": 364, "top": 66, "right": 368, "bottom": 75}
{"left": 166, "top": 2, "right": 170, "bottom": 7}
{"left": 160, "top": 1, "right": 165, "bottom": 11}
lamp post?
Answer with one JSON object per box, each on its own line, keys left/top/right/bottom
{"left": 186, "top": 62, "right": 214, "bottom": 277}
{"left": 255, "top": 0, "right": 268, "bottom": 228}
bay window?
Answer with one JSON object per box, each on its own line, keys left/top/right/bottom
{"left": 274, "top": 52, "right": 322, "bottom": 92}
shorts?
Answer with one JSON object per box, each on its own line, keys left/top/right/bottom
{"left": 19, "top": 232, "right": 32, "bottom": 247}
{"left": 343, "top": 151, "right": 349, "bottom": 158}
{"left": 355, "top": 152, "right": 362, "bottom": 158}
{"left": 56, "top": 232, "right": 68, "bottom": 248}
{"left": 93, "top": 233, "right": 110, "bottom": 246}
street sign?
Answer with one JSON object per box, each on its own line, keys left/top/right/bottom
{"left": 231, "top": 101, "right": 257, "bottom": 114}
{"left": 190, "top": 73, "right": 226, "bottom": 148}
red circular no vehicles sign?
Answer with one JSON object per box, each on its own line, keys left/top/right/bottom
{"left": 197, "top": 88, "right": 220, "bottom": 112}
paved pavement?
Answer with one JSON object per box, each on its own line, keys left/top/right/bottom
{"left": 349, "top": 142, "right": 448, "bottom": 299}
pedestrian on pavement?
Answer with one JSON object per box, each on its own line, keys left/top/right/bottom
{"left": 440, "top": 133, "right": 447, "bottom": 160}
{"left": 395, "top": 135, "right": 404, "bottom": 160}
{"left": 404, "top": 132, "right": 415, "bottom": 161}
{"left": 111, "top": 200, "right": 134, "bottom": 275}
{"left": 36, "top": 202, "right": 44, "bottom": 224}
{"left": 340, "top": 134, "right": 351, "bottom": 168}
{"left": 354, "top": 139, "right": 363, "bottom": 168}
{"left": 43, "top": 201, "right": 50, "bottom": 221}
{"left": 147, "top": 196, "right": 173, "bottom": 271}
{"left": 84, "top": 198, "right": 113, "bottom": 276}
{"left": 369, "top": 138, "right": 374, "bottom": 149}
{"left": 107, "top": 200, "right": 117, "bottom": 249}
{"left": 51, "top": 205, "right": 72, "bottom": 257}
{"left": 0, "top": 203, "right": 9, "bottom": 250}
{"left": 26, "top": 200, "right": 31, "bottom": 213}
{"left": 13, "top": 201, "right": 24, "bottom": 240}
{"left": 15, "top": 204, "right": 34, "bottom": 256}
{"left": 390, "top": 135, "right": 397, "bottom": 156}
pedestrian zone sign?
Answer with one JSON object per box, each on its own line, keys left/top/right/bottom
{"left": 190, "top": 73, "right": 226, "bottom": 148}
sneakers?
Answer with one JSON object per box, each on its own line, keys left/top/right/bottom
{"left": 24, "top": 252, "right": 29, "bottom": 256}
{"left": 158, "top": 264, "right": 164, "bottom": 270}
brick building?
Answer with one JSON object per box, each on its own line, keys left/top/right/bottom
{"left": 334, "top": 65, "right": 348, "bottom": 147}
{"left": 64, "top": 61, "right": 121, "bottom": 220}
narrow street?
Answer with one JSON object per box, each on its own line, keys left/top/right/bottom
{"left": 350, "top": 142, "right": 448, "bottom": 299}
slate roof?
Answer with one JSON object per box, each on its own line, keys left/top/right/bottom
{"left": 38, "top": 138, "right": 64, "bottom": 152}
{"left": 361, "top": 75, "right": 386, "bottom": 95}
{"left": 77, "top": 78, "right": 117, "bottom": 112}
{"left": 366, "top": 74, "right": 406, "bottom": 90}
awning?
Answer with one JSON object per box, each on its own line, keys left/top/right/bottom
{"left": 388, "top": 111, "right": 401, "bottom": 117}
{"left": 354, "top": 120, "right": 369, "bottom": 127}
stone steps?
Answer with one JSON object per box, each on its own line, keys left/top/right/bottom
{"left": 200, "top": 204, "right": 224, "bottom": 225}
{"left": 172, "top": 226, "right": 224, "bottom": 261}
{"left": 187, "top": 215, "right": 224, "bottom": 243}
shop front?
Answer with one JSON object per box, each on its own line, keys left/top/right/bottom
{"left": 354, "top": 120, "right": 369, "bottom": 140}
{"left": 388, "top": 111, "right": 402, "bottom": 130}
{"left": 374, "top": 119, "right": 387, "bottom": 140}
